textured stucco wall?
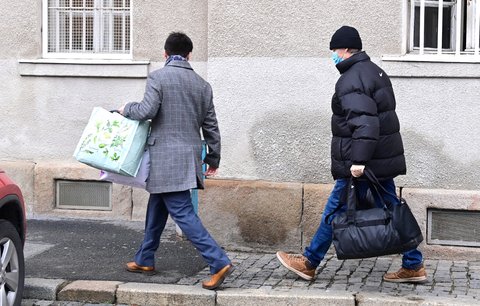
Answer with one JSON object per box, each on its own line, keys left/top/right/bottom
{"left": 0, "top": 2, "right": 41, "bottom": 58}
{"left": 133, "top": 0, "right": 208, "bottom": 61}
{"left": 207, "top": 57, "right": 336, "bottom": 183}
{"left": 393, "top": 77, "right": 480, "bottom": 190}
{"left": 208, "top": 0, "right": 403, "bottom": 57}
{"left": 0, "top": 1, "right": 42, "bottom": 59}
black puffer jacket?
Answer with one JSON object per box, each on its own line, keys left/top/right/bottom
{"left": 330, "top": 51, "right": 406, "bottom": 180}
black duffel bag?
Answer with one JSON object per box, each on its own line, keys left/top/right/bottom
{"left": 331, "top": 169, "right": 423, "bottom": 260}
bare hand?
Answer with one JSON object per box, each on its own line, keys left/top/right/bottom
{"left": 118, "top": 103, "right": 127, "bottom": 115}
{"left": 205, "top": 166, "right": 218, "bottom": 177}
{"left": 350, "top": 165, "right": 365, "bottom": 177}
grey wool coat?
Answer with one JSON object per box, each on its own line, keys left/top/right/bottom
{"left": 124, "top": 60, "right": 221, "bottom": 193}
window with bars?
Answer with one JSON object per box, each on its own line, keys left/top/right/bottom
{"left": 43, "top": 0, "right": 131, "bottom": 59}
{"left": 408, "top": 0, "right": 480, "bottom": 56}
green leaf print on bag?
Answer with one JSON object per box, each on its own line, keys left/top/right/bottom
{"left": 111, "top": 135, "right": 126, "bottom": 148}
{"left": 111, "top": 152, "right": 120, "bottom": 161}
{"left": 78, "top": 118, "right": 132, "bottom": 161}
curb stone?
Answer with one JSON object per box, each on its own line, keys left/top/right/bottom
{"left": 57, "top": 280, "right": 123, "bottom": 304}
{"left": 216, "top": 288, "right": 355, "bottom": 306}
{"left": 356, "top": 292, "right": 478, "bottom": 305}
{"left": 23, "top": 278, "right": 67, "bottom": 300}
{"left": 116, "top": 283, "right": 216, "bottom": 306}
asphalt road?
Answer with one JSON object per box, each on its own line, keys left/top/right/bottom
{"left": 24, "top": 218, "right": 207, "bottom": 284}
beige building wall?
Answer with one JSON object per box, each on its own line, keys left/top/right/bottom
{"left": 207, "top": 0, "right": 403, "bottom": 58}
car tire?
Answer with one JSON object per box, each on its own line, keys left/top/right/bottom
{"left": 0, "top": 219, "right": 25, "bottom": 306}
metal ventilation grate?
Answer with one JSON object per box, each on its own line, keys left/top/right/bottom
{"left": 56, "top": 180, "right": 112, "bottom": 211}
{"left": 428, "top": 209, "right": 480, "bottom": 247}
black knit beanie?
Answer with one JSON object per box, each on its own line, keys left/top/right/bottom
{"left": 329, "top": 26, "right": 362, "bottom": 50}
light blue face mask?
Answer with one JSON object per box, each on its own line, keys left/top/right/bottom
{"left": 331, "top": 51, "right": 344, "bottom": 65}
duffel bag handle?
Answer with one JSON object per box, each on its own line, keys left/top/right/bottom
{"left": 326, "top": 176, "right": 391, "bottom": 224}
{"left": 363, "top": 168, "right": 400, "bottom": 204}
{"left": 345, "top": 177, "right": 392, "bottom": 224}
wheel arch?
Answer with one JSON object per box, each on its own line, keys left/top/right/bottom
{"left": 0, "top": 195, "right": 26, "bottom": 243}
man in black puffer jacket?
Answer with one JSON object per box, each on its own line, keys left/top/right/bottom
{"left": 330, "top": 46, "right": 406, "bottom": 180}
{"left": 277, "top": 26, "right": 426, "bottom": 283}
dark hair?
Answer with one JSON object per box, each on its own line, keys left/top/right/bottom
{"left": 164, "top": 32, "right": 193, "bottom": 58}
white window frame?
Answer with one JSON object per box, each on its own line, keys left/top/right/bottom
{"left": 403, "top": 0, "right": 480, "bottom": 61}
{"left": 466, "top": 0, "right": 480, "bottom": 51}
{"left": 42, "top": 0, "right": 132, "bottom": 60}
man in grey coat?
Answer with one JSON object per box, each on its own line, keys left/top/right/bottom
{"left": 119, "top": 32, "right": 233, "bottom": 290}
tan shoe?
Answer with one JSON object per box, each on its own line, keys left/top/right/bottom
{"left": 383, "top": 265, "right": 427, "bottom": 283}
{"left": 202, "top": 264, "right": 234, "bottom": 290}
{"left": 126, "top": 261, "right": 155, "bottom": 274}
{"left": 276, "top": 251, "right": 315, "bottom": 281}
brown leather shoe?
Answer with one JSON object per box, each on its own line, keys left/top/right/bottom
{"left": 202, "top": 264, "right": 234, "bottom": 290}
{"left": 276, "top": 251, "right": 315, "bottom": 281}
{"left": 126, "top": 261, "right": 155, "bottom": 275}
{"left": 383, "top": 265, "right": 427, "bottom": 283}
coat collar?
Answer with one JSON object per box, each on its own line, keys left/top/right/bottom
{"left": 166, "top": 60, "right": 194, "bottom": 71}
{"left": 336, "top": 51, "right": 370, "bottom": 74}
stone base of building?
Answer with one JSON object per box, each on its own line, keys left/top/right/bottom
{"left": 2, "top": 160, "right": 479, "bottom": 260}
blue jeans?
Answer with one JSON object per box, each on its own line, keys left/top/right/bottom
{"left": 134, "top": 190, "right": 231, "bottom": 274}
{"left": 304, "top": 178, "right": 423, "bottom": 270}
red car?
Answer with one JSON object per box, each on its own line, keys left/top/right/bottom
{"left": 0, "top": 170, "right": 26, "bottom": 306}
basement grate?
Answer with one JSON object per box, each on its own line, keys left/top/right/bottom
{"left": 428, "top": 209, "right": 480, "bottom": 247}
{"left": 56, "top": 180, "right": 112, "bottom": 211}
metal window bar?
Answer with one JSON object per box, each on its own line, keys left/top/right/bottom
{"left": 82, "top": 0, "right": 86, "bottom": 52}
{"left": 97, "top": 0, "right": 103, "bottom": 52}
{"left": 410, "top": 0, "right": 415, "bottom": 52}
{"left": 69, "top": 0, "right": 72, "bottom": 52}
{"left": 109, "top": 0, "right": 113, "bottom": 52}
{"left": 420, "top": 0, "right": 426, "bottom": 54}
{"left": 456, "top": 0, "right": 463, "bottom": 55}
{"left": 122, "top": 0, "right": 126, "bottom": 52}
{"left": 473, "top": 0, "right": 480, "bottom": 56}
{"left": 438, "top": 0, "right": 444, "bottom": 54}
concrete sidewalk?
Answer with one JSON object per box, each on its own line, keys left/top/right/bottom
{"left": 22, "top": 219, "right": 479, "bottom": 305}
